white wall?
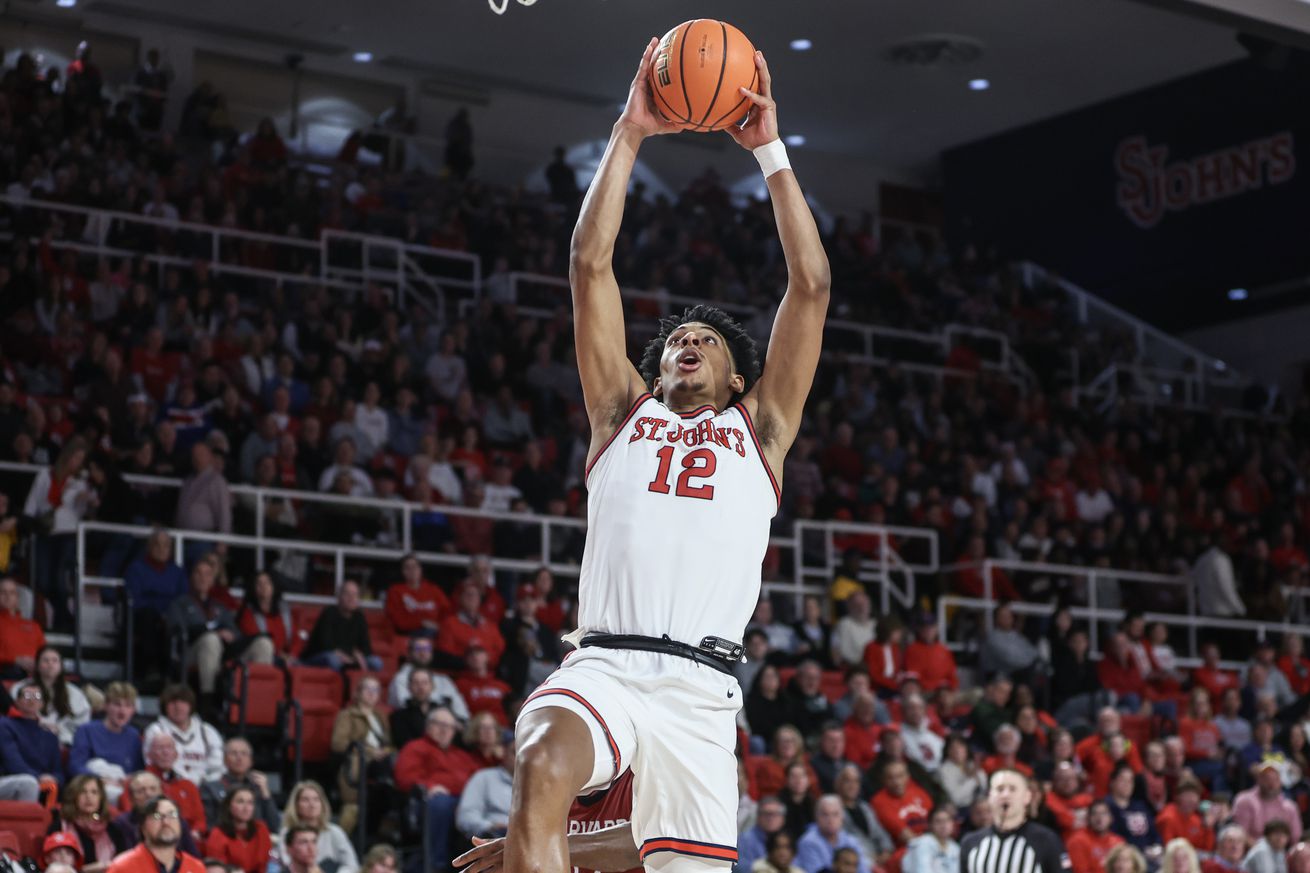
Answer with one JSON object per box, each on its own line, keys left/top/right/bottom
{"left": 1182, "top": 307, "right": 1310, "bottom": 394}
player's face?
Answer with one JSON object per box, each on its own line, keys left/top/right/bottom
{"left": 655, "top": 322, "right": 741, "bottom": 405}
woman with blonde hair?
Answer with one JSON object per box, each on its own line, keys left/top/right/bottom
{"left": 747, "top": 724, "right": 818, "bottom": 800}
{"left": 463, "top": 711, "right": 505, "bottom": 767}
{"left": 272, "top": 780, "right": 358, "bottom": 873}
{"left": 1161, "top": 838, "right": 1201, "bottom": 873}
{"left": 329, "top": 675, "right": 394, "bottom": 833}
{"left": 1104, "top": 844, "right": 1148, "bottom": 873}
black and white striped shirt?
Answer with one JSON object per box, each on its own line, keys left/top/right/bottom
{"left": 959, "top": 821, "right": 1068, "bottom": 873}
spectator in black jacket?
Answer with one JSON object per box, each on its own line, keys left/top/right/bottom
{"left": 389, "top": 668, "right": 439, "bottom": 750}
{"left": 1051, "top": 626, "right": 1104, "bottom": 729}
{"left": 784, "top": 659, "right": 834, "bottom": 738}
{"left": 301, "top": 579, "right": 381, "bottom": 672}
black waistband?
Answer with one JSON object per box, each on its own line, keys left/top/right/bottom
{"left": 579, "top": 633, "right": 740, "bottom": 676}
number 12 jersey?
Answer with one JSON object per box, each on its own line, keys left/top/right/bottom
{"left": 571, "top": 393, "right": 780, "bottom": 649}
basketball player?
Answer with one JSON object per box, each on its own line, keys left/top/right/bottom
{"left": 960, "top": 770, "right": 1068, "bottom": 873}
{"left": 505, "top": 36, "right": 829, "bottom": 873}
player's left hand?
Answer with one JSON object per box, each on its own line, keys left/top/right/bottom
{"left": 726, "top": 51, "right": 778, "bottom": 151}
{"left": 452, "top": 836, "right": 504, "bottom": 873}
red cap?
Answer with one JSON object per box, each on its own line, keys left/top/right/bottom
{"left": 44, "top": 830, "right": 84, "bottom": 864}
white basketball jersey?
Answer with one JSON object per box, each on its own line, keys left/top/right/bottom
{"left": 572, "top": 393, "right": 779, "bottom": 648}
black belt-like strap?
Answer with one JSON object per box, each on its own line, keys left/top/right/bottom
{"left": 580, "top": 633, "right": 740, "bottom": 676}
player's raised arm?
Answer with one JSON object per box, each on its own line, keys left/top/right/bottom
{"left": 570, "top": 38, "right": 679, "bottom": 442}
{"left": 728, "top": 51, "right": 831, "bottom": 457}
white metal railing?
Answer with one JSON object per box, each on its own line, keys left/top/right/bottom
{"left": 938, "top": 595, "right": 1302, "bottom": 670}
{"left": 1, "top": 195, "right": 479, "bottom": 310}
{"left": 502, "top": 271, "right": 1033, "bottom": 390}
{"left": 72, "top": 518, "right": 586, "bottom": 669}
{"left": 1019, "top": 261, "right": 1266, "bottom": 415}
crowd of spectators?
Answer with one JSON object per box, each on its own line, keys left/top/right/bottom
{"left": 5, "top": 33, "right": 1310, "bottom": 873}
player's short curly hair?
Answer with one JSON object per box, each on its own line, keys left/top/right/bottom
{"left": 639, "top": 304, "right": 761, "bottom": 404}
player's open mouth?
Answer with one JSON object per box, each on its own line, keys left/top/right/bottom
{"left": 677, "top": 352, "right": 702, "bottom": 372}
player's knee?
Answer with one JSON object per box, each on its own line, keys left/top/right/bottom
{"left": 514, "top": 716, "right": 591, "bottom": 793}
{"left": 643, "top": 853, "right": 734, "bottom": 873}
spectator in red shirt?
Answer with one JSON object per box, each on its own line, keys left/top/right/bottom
{"left": 1156, "top": 778, "right": 1215, "bottom": 853}
{"left": 1077, "top": 708, "right": 1144, "bottom": 796}
{"left": 1045, "top": 762, "right": 1093, "bottom": 837}
{"left": 870, "top": 760, "right": 932, "bottom": 849}
{"left": 385, "top": 553, "right": 450, "bottom": 636}
{"left": 747, "top": 725, "right": 819, "bottom": 802}
{"left": 395, "top": 706, "right": 480, "bottom": 871}
{"left": 129, "top": 327, "right": 179, "bottom": 402}
{"left": 1180, "top": 687, "right": 1229, "bottom": 792}
{"left": 1278, "top": 634, "right": 1310, "bottom": 697}
{"left": 903, "top": 613, "right": 958, "bottom": 692}
{"left": 1098, "top": 633, "right": 1150, "bottom": 714}
{"left": 843, "top": 693, "right": 883, "bottom": 771}
{"left": 1194, "top": 642, "right": 1241, "bottom": 703}
{"left": 143, "top": 732, "right": 207, "bottom": 837}
{"left": 204, "top": 786, "right": 272, "bottom": 873}
{"left": 455, "top": 647, "right": 512, "bottom": 727}
{"left": 235, "top": 571, "right": 294, "bottom": 662}
{"left": 1066, "top": 800, "right": 1125, "bottom": 873}
{"left": 463, "top": 555, "right": 506, "bottom": 626}
{"left": 437, "top": 584, "right": 506, "bottom": 668}
{"left": 863, "top": 621, "right": 905, "bottom": 696}
{"left": 0, "top": 576, "right": 44, "bottom": 678}
{"left": 1270, "top": 523, "right": 1308, "bottom": 574}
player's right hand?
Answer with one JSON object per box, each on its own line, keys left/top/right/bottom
{"left": 452, "top": 836, "right": 504, "bottom": 873}
{"left": 617, "top": 37, "right": 680, "bottom": 139}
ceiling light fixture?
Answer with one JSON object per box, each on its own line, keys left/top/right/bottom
{"left": 352, "top": 51, "right": 373, "bottom": 63}
{"left": 790, "top": 38, "right": 812, "bottom": 51}
{"left": 784, "top": 134, "right": 806, "bottom": 147}
{"left": 1227, "top": 288, "right": 1249, "bottom": 301}
{"left": 969, "top": 78, "right": 990, "bottom": 91}
{"left": 56, "top": 0, "right": 77, "bottom": 7}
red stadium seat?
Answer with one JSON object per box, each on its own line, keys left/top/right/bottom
{"left": 0, "top": 831, "right": 20, "bottom": 856}
{"left": 226, "top": 664, "right": 288, "bottom": 730}
{"left": 286, "top": 666, "right": 345, "bottom": 763}
{"left": 0, "top": 801, "right": 50, "bottom": 859}
{"left": 777, "top": 667, "right": 797, "bottom": 689}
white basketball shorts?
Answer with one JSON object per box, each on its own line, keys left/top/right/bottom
{"left": 517, "top": 645, "right": 742, "bottom": 866}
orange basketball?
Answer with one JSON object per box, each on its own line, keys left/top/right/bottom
{"left": 650, "top": 20, "right": 758, "bottom": 132}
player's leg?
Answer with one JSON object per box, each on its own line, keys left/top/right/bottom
{"left": 502, "top": 706, "right": 596, "bottom": 873}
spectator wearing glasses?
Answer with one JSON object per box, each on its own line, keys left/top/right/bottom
{"left": 740, "top": 797, "right": 789, "bottom": 871}
{"left": 0, "top": 681, "right": 60, "bottom": 801}
{"left": 106, "top": 797, "right": 205, "bottom": 873}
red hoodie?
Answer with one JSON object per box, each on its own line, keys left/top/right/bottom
{"left": 1066, "top": 830, "right": 1124, "bottom": 873}
{"left": 903, "top": 640, "right": 959, "bottom": 691}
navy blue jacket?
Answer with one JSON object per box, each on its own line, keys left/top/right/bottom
{"left": 0, "top": 712, "right": 62, "bottom": 785}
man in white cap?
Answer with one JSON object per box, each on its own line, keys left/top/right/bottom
{"left": 1233, "top": 756, "right": 1302, "bottom": 843}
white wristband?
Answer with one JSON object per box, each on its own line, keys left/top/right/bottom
{"left": 753, "top": 139, "right": 791, "bottom": 178}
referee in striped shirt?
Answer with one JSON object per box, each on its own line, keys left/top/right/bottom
{"left": 961, "top": 769, "right": 1068, "bottom": 873}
